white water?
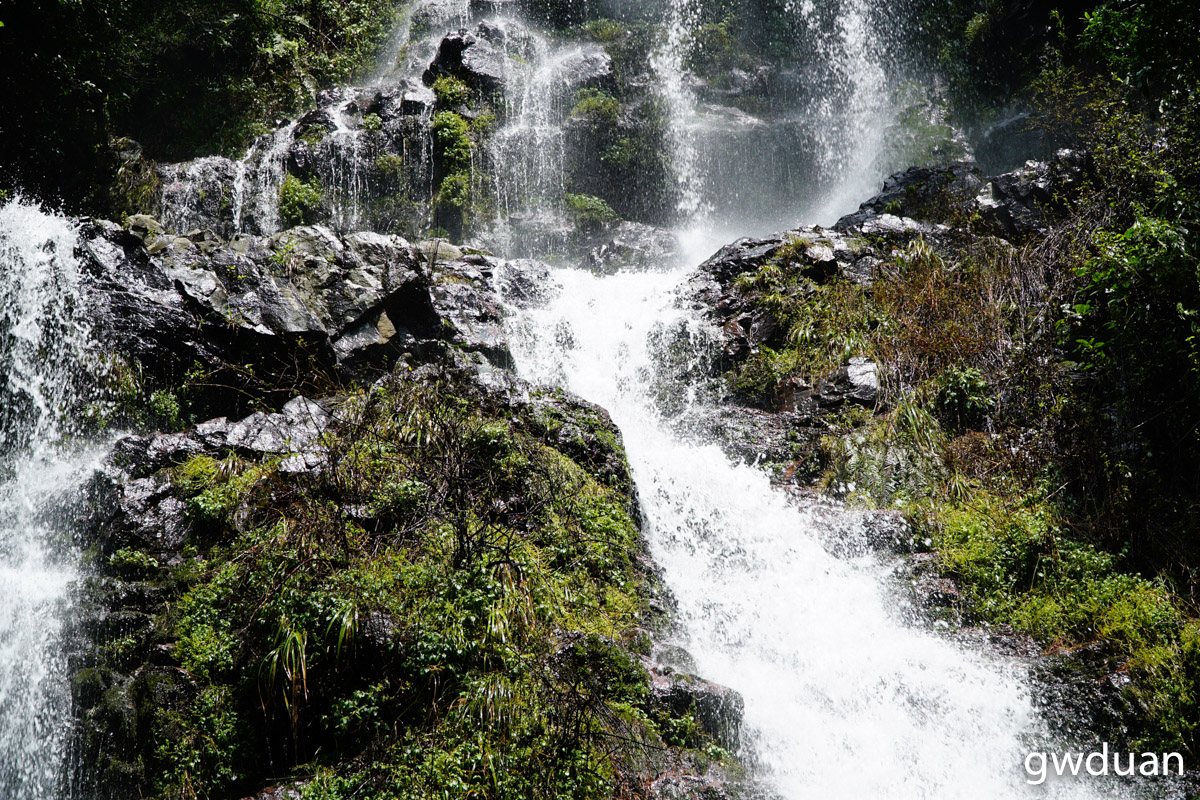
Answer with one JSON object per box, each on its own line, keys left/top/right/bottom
{"left": 502, "top": 265, "right": 1128, "bottom": 799}
{"left": 652, "top": 0, "right": 919, "bottom": 235}
{"left": 0, "top": 199, "right": 104, "bottom": 799}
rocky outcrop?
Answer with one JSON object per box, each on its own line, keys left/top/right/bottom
{"left": 649, "top": 668, "right": 744, "bottom": 751}
{"left": 424, "top": 29, "right": 511, "bottom": 93}
{"left": 688, "top": 152, "right": 1088, "bottom": 420}
{"left": 78, "top": 218, "right": 542, "bottom": 418}
{"left": 583, "top": 221, "right": 681, "bottom": 274}
{"left": 834, "top": 151, "right": 1087, "bottom": 241}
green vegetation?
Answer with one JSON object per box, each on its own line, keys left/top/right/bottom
{"left": 86, "top": 371, "right": 728, "bottom": 798}
{"left": 432, "top": 75, "right": 471, "bottom": 107}
{"left": 279, "top": 174, "right": 325, "bottom": 228}
{"left": 565, "top": 193, "right": 618, "bottom": 231}
{"left": 571, "top": 89, "right": 620, "bottom": 125}
{"left": 716, "top": 1, "right": 1200, "bottom": 751}
{"left": 361, "top": 113, "right": 383, "bottom": 133}
{"left": 432, "top": 112, "right": 472, "bottom": 171}
{"left": 373, "top": 153, "right": 404, "bottom": 178}
{"left": 0, "top": 0, "right": 401, "bottom": 213}
{"left": 431, "top": 110, "right": 478, "bottom": 232}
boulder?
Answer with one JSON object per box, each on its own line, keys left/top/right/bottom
{"left": 553, "top": 44, "right": 613, "bottom": 88}
{"left": 834, "top": 163, "right": 981, "bottom": 231}
{"left": 77, "top": 220, "right": 544, "bottom": 418}
{"left": 423, "top": 30, "right": 510, "bottom": 93}
{"left": 583, "top": 221, "right": 680, "bottom": 274}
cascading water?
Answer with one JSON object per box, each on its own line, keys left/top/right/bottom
{"left": 0, "top": 199, "right": 106, "bottom": 800}
{"left": 484, "top": 21, "right": 619, "bottom": 258}
{"left": 158, "top": 120, "right": 299, "bottom": 238}
{"left": 653, "top": 0, "right": 939, "bottom": 238}
{"left": 486, "top": 3, "right": 1139, "bottom": 796}
{"left": 500, "top": 257, "right": 1132, "bottom": 800}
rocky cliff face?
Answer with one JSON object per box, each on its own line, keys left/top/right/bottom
{"left": 69, "top": 213, "right": 756, "bottom": 800}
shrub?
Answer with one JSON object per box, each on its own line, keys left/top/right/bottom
{"left": 935, "top": 366, "right": 993, "bottom": 431}
{"left": 432, "top": 75, "right": 470, "bottom": 107}
{"left": 278, "top": 174, "right": 324, "bottom": 228}
{"left": 431, "top": 111, "right": 473, "bottom": 172}
{"left": 571, "top": 88, "right": 619, "bottom": 124}
{"left": 565, "top": 193, "right": 617, "bottom": 230}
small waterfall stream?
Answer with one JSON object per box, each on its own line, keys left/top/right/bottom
{"left": 0, "top": 200, "right": 106, "bottom": 800}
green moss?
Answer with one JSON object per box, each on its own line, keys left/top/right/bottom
{"left": 431, "top": 111, "right": 473, "bottom": 172}
{"left": 374, "top": 153, "right": 404, "bottom": 177}
{"left": 437, "top": 172, "right": 471, "bottom": 209}
{"left": 571, "top": 88, "right": 620, "bottom": 125}
{"left": 106, "top": 372, "right": 675, "bottom": 799}
{"left": 299, "top": 125, "right": 328, "bottom": 148}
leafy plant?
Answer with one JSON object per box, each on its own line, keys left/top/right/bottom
{"left": 278, "top": 174, "right": 324, "bottom": 228}
{"left": 571, "top": 88, "right": 619, "bottom": 124}
{"left": 432, "top": 75, "right": 471, "bottom": 107}
{"left": 565, "top": 193, "right": 617, "bottom": 230}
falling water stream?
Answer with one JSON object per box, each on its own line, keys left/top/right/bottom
{"left": 496, "top": 2, "right": 1135, "bottom": 798}
{"left": 502, "top": 262, "right": 1137, "bottom": 800}
{"left": 0, "top": 200, "right": 106, "bottom": 799}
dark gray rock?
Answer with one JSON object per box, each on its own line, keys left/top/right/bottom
{"left": 584, "top": 221, "right": 680, "bottom": 274}
{"left": 974, "top": 111, "right": 1054, "bottom": 174}
{"left": 424, "top": 30, "right": 510, "bottom": 93}
{"left": 553, "top": 43, "right": 613, "bottom": 88}
{"left": 650, "top": 668, "right": 744, "bottom": 751}
{"left": 834, "top": 163, "right": 981, "bottom": 231}
{"left": 974, "top": 152, "right": 1087, "bottom": 239}
{"left": 78, "top": 220, "right": 545, "bottom": 416}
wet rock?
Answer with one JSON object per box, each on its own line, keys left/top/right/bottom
{"left": 155, "top": 156, "right": 240, "bottom": 237}
{"left": 835, "top": 154, "right": 1085, "bottom": 242}
{"left": 974, "top": 111, "right": 1054, "bottom": 174}
{"left": 809, "top": 359, "right": 880, "bottom": 409}
{"left": 516, "top": 388, "right": 634, "bottom": 497}
{"left": 77, "top": 219, "right": 543, "bottom": 415}
{"left": 91, "top": 473, "right": 190, "bottom": 560}
{"left": 973, "top": 154, "right": 1083, "bottom": 240}
{"left": 1030, "top": 641, "right": 1144, "bottom": 751}
{"left": 583, "top": 221, "right": 680, "bottom": 274}
{"left": 416, "top": 238, "right": 463, "bottom": 263}
{"left": 495, "top": 258, "right": 555, "bottom": 308}
{"left": 424, "top": 30, "right": 510, "bottom": 93}
{"left": 650, "top": 668, "right": 744, "bottom": 751}
{"left": 554, "top": 43, "right": 613, "bottom": 88}
{"left": 648, "top": 774, "right": 746, "bottom": 800}
{"left": 90, "top": 397, "right": 331, "bottom": 561}
{"left": 834, "top": 163, "right": 982, "bottom": 230}
{"left": 430, "top": 259, "right": 511, "bottom": 367}
{"left": 125, "top": 214, "right": 162, "bottom": 243}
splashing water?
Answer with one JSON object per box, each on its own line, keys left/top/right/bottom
{"left": 654, "top": 0, "right": 923, "bottom": 235}
{"left": 0, "top": 198, "right": 107, "bottom": 800}
{"left": 500, "top": 260, "right": 1133, "bottom": 799}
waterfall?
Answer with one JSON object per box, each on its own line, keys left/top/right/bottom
{"left": 484, "top": 22, "right": 596, "bottom": 258}
{"left": 0, "top": 199, "right": 106, "bottom": 800}
{"left": 500, "top": 262, "right": 1129, "bottom": 800}
{"left": 488, "top": 4, "right": 1131, "bottom": 795}
{"left": 653, "top": 0, "right": 925, "bottom": 236}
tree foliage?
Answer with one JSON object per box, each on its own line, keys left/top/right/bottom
{"left": 0, "top": 0, "right": 398, "bottom": 212}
